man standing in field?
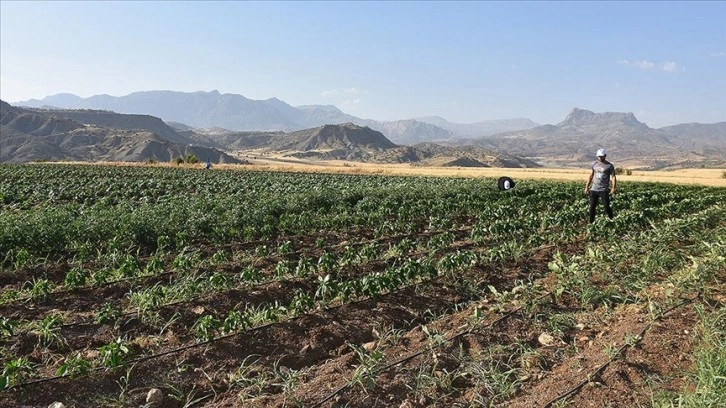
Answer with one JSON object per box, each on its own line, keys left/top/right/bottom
{"left": 584, "top": 148, "right": 617, "bottom": 223}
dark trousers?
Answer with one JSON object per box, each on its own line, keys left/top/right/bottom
{"left": 589, "top": 190, "right": 613, "bottom": 223}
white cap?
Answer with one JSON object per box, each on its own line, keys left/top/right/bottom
{"left": 596, "top": 148, "right": 607, "bottom": 157}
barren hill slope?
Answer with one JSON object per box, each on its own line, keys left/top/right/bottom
{"left": 0, "top": 101, "right": 241, "bottom": 164}
{"left": 271, "top": 123, "right": 398, "bottom": 151}
{"left": 470, "top": 108, "right": 725, "bottom": 168}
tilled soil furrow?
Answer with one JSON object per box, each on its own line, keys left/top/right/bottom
{"left": 1, "top": 282, "right": 469, "bottom": 407}
{"left": 507, "top": 302, "right": 700, "bottom": 408}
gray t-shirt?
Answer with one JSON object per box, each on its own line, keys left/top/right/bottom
{"left": 591, "top": 161, "right": 615, "bottom": 191}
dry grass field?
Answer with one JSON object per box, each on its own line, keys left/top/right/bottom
{"left": 52, "top": 157, "right": 726, "bottom": 187}
{"left": 225, "top": 156, "right": 726, "bottom": 187}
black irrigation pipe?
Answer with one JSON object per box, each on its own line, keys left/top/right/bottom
{"left": 5, "top": 302, "right": 319, "bottom": 391}
{"left": 5, "top": 241, "right": 563, "bottom": 392}
{"left": 310, "top": 289, "right": 555, "bottom": 408}
{"left": 0, "top": 223, "right": 474, "bottom": 307}
{"left": 3, "top": 225, "right": 539, "bottom": 338}
{"left": 3, "top": 273, "right": 447, "bottom": 391}
{"left": 541, "top": 292, "right": 702, "bottom": 408}
{"left": 4, "top": 226, "right": 477, "bottom": 336}
{"left": 309, "top": 219, "right": 719, "bottom": 408}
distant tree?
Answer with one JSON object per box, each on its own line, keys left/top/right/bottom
{"left": 173, "top": 157, "right": 184, "bottom": 165}
{"left": 615, "top": 167, "right": 632, "bottom": 176}
{"left": 185, "top": 154, "right": 199, "bottom": 164}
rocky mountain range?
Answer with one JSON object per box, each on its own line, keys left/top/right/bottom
{"left": 1, "top": 100, "right": 540, "bottom": 168}
{"left": 5, "top": 90, "right": 726, "bottom": 169}
{"left": 0, "top": 101, "right": 241, "bottom": 164}
{"left": 414, "top": 116, "right": 540, "bottom": 139}
{"left": 14, "top": 90, "right": 539, "bottom": 144}
{"left": 466, "top": 108, "right": 726, "bottom": 168}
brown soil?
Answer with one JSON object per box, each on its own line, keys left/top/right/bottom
{"left": 1, "top": 210, "right": 722, "bottom": 408}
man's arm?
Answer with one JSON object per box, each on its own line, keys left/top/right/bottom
{"left": 611, "top": 173, "right": 617, "bottom": 194}
{"left": 584, "top": 171, "right": 594, "bottom": 195}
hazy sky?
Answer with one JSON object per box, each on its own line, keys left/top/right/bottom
{"left": 1, "top": 1, "right": 724, "bottom": 128}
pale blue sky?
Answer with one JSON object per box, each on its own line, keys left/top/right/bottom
{"left": 1, "top": 1, "right": 724, "bottom": 127}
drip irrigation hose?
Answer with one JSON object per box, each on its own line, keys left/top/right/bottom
{"left": 310, "top": 290, "right": 554, "bottom": 408}
{"left": 541, "top": 292, "right": 701, "bottom": 408}
{"left": 4, "top": 241, "right": 562, "bottom": 391}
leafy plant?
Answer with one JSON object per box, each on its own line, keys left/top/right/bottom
{"left": 1, "top": 357, "right": 35, "bottom": 389}
{"left": 192, "top": 315, "right": 222, "bottom": 342}
{"left": 32, "top": 314, "right": 66, "bottom": 348}
{"left": 208, "top": 271, "right": 231, "bottom": 290}
{"left": 0, "top": 317, "right": 17, "bottom": 338}
{"left": 289, "top": 291, "right": 314, "bottom": 316}
{"left": 348, "top": 343, "right": 384, "bottom": 393}
{"left": 222, "top": 310, "right": 250, "bottom": 333}
{"left": 25, "top": 277, "right": 53, "bottom": 300}
{"left": 294, "top": 256, "right": 315, "bottom": 278}
{"left": 64, "top": 267, "right": 90, "bottom": 288}
{"left": 98, "top": 337, "right": 131, "bottom": 368}
{"left": 185, "top": 154, "right": 198, "bottom": 164}
{"left": 96, "top": 303, "right": 123, "bottom": 326}
{"left": 56, "top": 353, "right": 92, "bottom": 378}
{"left": 272, "top": 359, "right": 304, "bottom": 402}
{"left": 276, "top": 240, "right": 293, "bottom": 256}
{"left": 274, "top": 260, "right": 292, "bottom": 278}
{"left": 238, "top": 266, "right": 264, "bottom": 284}
{"left": 12, "top": 248, "right": 32, "bottom": 269}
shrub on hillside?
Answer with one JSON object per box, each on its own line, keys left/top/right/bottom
{"left": 616, "top": 167, "right": 632, "bottom": 175}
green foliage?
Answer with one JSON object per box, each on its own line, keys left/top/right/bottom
{"left": 25, "top": 277, "right": 53, "bottom": 300}
{"left": 185, "top": 154, "right": 199, "bottom": 164}
{"left": 192, "top": 315, "right": 222, "bottom": 342}
{"left": 1, "top": 357, "right": 35, "bottom": 389}
{"left": 654, "top": 305, "right": 726, "bottom": 407}
{"left": 98, "top": 337, "right": 130, "bottom": 368}
{"left": 348, "top": 343, "right": 384, "bottom": 392}
{"left": 0, "top": 317, "right": 17, "bottom": 338}
{"left": 64, "top": 266, "right": 90, "bottom": 288}
{"left": 32, "top": 314, "right": 65, "bottom": 348}
{"left": 288, "top": 290, "right": 314, "bottom": 316}
{"left": 615, "top": 167, "right": 633, "bottom": 175}
{"left": 222, "top": 310, "right": 250, "bottom": 333}
{"left": 238, "top": 266, "right": 264, "bottom": 284}
{"left": 0, "top": 163, "right": 724, "bottom": 405}
{"left": 96, "top": 303, "right": 123, "bottom": 326}
{"left": 56, "top": 353, "right": 92, "bottom": 378}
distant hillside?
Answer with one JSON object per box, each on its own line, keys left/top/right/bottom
{"left": 16, "top": 90, "right": 350, "bottom": 132}
{"left": 658, "top": 122, "right": 726, "bottom": 146}
{"left": 171, "top": 122, "right": 537, "bottom": 167}
{"left": 0, "top": 101, "right": 241, "bottom": 164}
{"left": 36, "top": 109, "right": 194, "bottom": 145}
{"left": 1, "top": 100, "right": 83, "bottom": 136}
{"left": 15, "top": 90, "right": 535, "bottom": 145}
{"left": 270, "top": 123, "right": 397, "bottom": 151}
{"left": 416, "top": 116, "right": 539, "bottom": 137}
{"left": 13, "top": 92, "right": 725, "bottom": 168}
{"left": 468, "top": 108, "right": 726, "bottom": 168}
{"left": 440, "top": 157, "right": 487, "bottom": 167}
{"left": 401, "top": 142, "right": 540, "bottom": 167}
{"left": 357, "top": 119, "right": 454, "bottom": 144}
{"left": 285, "top": 140, "right": 540, "bottom": 168}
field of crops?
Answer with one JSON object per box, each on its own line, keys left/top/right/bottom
{"left": 1, "top": 163, "right": 724, "bottom": 408}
